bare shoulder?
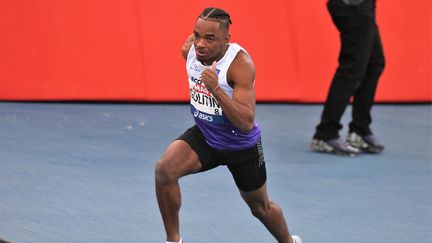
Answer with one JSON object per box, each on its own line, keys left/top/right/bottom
{"left": 181, "top": 34, "right": 194, "bottom": 60}
{"left": 228, "top": 50, "right": 256, "bottom": 85}
{"left": 232, "top": 50, "right": 255, "bottom": 70}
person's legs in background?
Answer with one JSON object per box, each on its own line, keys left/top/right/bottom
{"left": 348, "top": 24, "right": 385, "bottom": 153}
{"left": 311, "top": 0, "right": 377, "bottom": 156}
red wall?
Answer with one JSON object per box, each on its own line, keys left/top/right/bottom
{"left": 0, "top": 0, "right": 430, "bottom": 102}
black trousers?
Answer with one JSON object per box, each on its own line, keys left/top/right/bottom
{"left": 314, "top": 0, "right": 385, "bottom": 140}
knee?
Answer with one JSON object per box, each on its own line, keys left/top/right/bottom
{"left": 155, "top": 159, "right": 178, "bottom": 185}
{"left": 249, "top": 202, "right": 269, "bottom": 219}
{"left": 249, "top": 201, "right": 282, "bottom": 220}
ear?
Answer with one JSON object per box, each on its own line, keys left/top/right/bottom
{"left": 225, "top": 34, "right": 231, "bottom": 45}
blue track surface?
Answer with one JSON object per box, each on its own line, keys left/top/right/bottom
{"left": 0, "top": 103, "right": 431, "bottom": 243}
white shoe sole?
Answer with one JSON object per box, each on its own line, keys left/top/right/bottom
{"left": 292, "top": 235, "right": 302, "bottom": 243}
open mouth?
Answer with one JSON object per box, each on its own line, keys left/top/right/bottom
{"left": 195, "top": 49, "right": 207, "bottom": 59}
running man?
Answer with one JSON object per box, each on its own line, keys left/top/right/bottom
{"left": 155, "top": 7, "right": 301, "bottom": 243}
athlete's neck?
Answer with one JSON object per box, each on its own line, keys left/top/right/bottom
{"left": 201, "top": 45, "right": 229, "bottom": 66}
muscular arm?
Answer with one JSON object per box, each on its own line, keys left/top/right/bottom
{"left": 181, "top": 34, "right": 194, "bottom": 60}
{"left": 201, "top": 51, "right": 256, "bottom": 133}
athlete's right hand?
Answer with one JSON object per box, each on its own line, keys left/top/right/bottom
{"left": 201, "top": 61, "right": 219, "bottom": 93}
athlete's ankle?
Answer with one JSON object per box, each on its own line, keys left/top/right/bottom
{"left": 166, "top": 238, "right": 182, "bottom": 243}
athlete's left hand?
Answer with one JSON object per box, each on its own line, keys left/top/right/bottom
{"left": 201, "top": 61, "right": 219, "bottom": 93}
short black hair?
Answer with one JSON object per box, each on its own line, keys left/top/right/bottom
{"left": 198, "top": 7, "right": 232, "bottom": 31}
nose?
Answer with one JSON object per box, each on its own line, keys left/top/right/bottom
{"left": 195, "top": 37, "right": 205, "bottom": 48}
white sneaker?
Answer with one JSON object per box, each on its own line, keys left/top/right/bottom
{"left": 166, "top": 240, "right": 182, "bottom": 243}
{"left": 292, "top": 235, "right": 302, "bottom": 243}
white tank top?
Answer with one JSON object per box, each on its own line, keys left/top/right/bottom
{"left": 186, "top": 43, "right": 261, "bottom": 150}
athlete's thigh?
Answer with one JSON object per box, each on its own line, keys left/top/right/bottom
{"left": 159, "top": 139, "right": 202, "bottom": 178}
{"left": 226, "top": 139, "right": 267, "bottom": 192}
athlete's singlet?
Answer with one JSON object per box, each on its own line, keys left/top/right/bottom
{"left": 186, "top": 43, "right": 261, "bottom": 150}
